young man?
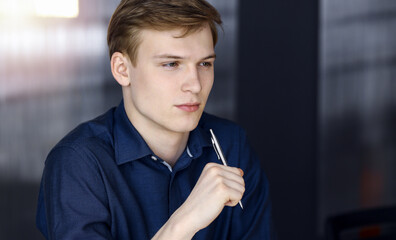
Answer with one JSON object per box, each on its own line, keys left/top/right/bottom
{"left": 36, "top": 0, "right": 274, "bottom": 239}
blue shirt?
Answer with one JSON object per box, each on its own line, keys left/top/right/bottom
{"left": 36, "top": 101, "right": 275, "bottom": 239}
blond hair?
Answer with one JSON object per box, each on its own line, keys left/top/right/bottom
{"left": 107, "top": 0, "right": 222, "bottom": 65}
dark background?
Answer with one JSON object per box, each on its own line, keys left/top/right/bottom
{"left": 237, "top": 0, "right": 318, "bottom": 239}
{"left": 1, "top": 0, "right": 396, "bottom": 239}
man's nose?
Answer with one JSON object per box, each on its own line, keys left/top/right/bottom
{"left": 181, "top": 66, "right": 202, "bottom": 93}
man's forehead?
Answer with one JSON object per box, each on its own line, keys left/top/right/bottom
{"left": 139, "top": 25, "right": 210, "bottom": 40}
{"left": 136, "top": 25, "right": 215, "bottom": 59}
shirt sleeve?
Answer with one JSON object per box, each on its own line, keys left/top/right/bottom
{"left": 39, "top": 145, "right": 113, "bottom": 240}
{"left": 229, "top": 128, "right": 276, "bottom": 240}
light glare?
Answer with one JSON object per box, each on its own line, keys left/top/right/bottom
{"left": 0, "top": 0, "right": 79, "bottom": 19}
{"left": 0, "top": 1, "right": 35, "bottom": 18}
{"left": 35, "top": 0, "right": 79, "bottom": 18}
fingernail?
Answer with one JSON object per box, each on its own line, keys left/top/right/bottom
{"left": 239, "top": 169, "right": 244, "bottom": 176}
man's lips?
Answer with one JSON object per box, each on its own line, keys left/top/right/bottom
{"left": 175, "top": 103, "right": 200, "bottom": 112}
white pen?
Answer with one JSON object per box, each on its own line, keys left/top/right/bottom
{"left": 209, "top": 129, "right": 244, "bottom": 210}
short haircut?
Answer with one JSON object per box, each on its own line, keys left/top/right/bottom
{"left": 107, "top": 0, "right": 222, "bottom": 65}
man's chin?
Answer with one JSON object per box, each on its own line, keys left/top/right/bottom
{"left": 172, "top": 120, "right": 200, "bottom": 133}
{"left": 169, "top": 111, "right": 203, "bottom": 132}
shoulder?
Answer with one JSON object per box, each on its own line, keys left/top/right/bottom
{"left": 58, "top": 107, "right": 115, "bottom": 147}
{"left": 47, "top": 107, "right": 117, "bottom": 165}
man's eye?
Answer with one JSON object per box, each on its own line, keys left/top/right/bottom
{"left": 200, "top": 62, "right": 212, "bottom": 67}
{"left": 163, "top": 62, "right": 179, "bottom": 68}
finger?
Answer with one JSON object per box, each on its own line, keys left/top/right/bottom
{"left": 225, "top": 200, "right": 241, "bottom": 207}
{"left": 216, "top": 164, "right": 244, "bottom": 177}
{"left": 222, "top": 186, "right": 244, "bottom": 207}
{"left": 222, "top": 178, "right": 245, "bottom": 196}
{"left": 212, "top": 178, "right": 244, "bottom": 205}
{"left": 205, "top": 163, "right": 244, "bottom": 179}
{"left": 205, "top": 163, "right": 242, "bottom": 175}
{"left": 217, "top": 168, "right": 245, "bottom": 187}
{"left": 203, "top": 164, "right": 245, "bottom": 190}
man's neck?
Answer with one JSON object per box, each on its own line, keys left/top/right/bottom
{"left": 143, "top": 128, "right": 189, "bottom": 167}
{"left": 124, "top": 108, "right": 189, "bottom": 167}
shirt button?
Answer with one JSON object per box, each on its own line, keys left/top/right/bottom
{"left": 151, "top": 156, "right": 158, "bottom": 161}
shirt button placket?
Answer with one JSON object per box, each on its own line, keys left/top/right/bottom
{"left": 168, "top": 171, "right": 177, "bottom": 217}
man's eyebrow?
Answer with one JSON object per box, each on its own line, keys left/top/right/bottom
{"left": 202, "top": 54, "right": 216, "bottom": 60}
{"left": 153, "top": 54, "right": 216, "bottom": 60}
{"left": 153, "top": 54, "right": 184, "bottom": 59}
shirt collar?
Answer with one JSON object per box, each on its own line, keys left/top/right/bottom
{"left": 186, "top": 116, "right": 213, "bottom": 157}
{"left": 113, "top": 101, "right": 212, "bottom": 165}
{"left": 113, "top": 101, "right": 153, "bottom": 165}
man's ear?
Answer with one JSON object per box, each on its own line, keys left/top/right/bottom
{"left": 111, "top": 52, "right": 131, "bottom": 87}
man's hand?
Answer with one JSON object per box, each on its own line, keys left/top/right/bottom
{"left": 152, "top": 162, "right": 245, "bottom": 240}
{"left": 178, "top": 162, "right": 245, "bottom": 230}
